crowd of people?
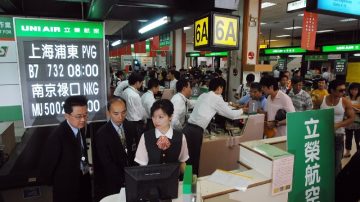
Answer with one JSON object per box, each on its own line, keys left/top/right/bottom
{"left": 39, "top": 65, "right": 360, "bottom": 202}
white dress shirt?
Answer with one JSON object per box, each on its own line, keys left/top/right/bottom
{"left": 122, "top": 86, "right": 147, "bottom": 121}
{"left": 113, "top": 80, "right": 129, "bottom": 98}
{"left": 141, "top": 90, "right": 156, "bottom": 119}
{"left": 187, "top": 91, "right": 243, "bottom": 130}
{"left": 171, "top": 93, "right": 196, "bottom": 130}
{"left": 134, "top": 127, "right": 189, "bottom": 165}
{"left": 169, "top": 79, "right": 178, "bottom": 90}
{"left": 265, "top": 90, "right": 295, "bottom": 137}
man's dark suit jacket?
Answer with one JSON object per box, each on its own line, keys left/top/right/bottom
{"left": 39, "top": 120, "right": 91, "bottom": 202}
{"left": 92, "top": 119, "right": 137, "bottom": 202}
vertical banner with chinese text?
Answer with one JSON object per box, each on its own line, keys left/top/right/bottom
{"left": 287, "top": 109, "right": 334, "bottom": 202}
{"left": 301, "top": 11, "right": 318, "bottom": 51}
{"left": 14, "top": 18, "right": 107, "bottom": 127}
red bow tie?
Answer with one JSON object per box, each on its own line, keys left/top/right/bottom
{"left": 156, "top": 135, "right": 171, "bottom": 150}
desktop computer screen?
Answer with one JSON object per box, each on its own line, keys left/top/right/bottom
{"left": 124, "top": 163, "right": 180, "bottom": 202}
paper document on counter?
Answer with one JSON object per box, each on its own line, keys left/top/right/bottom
{"left": 207, "top": 169, "right": 252, "bottom": 191}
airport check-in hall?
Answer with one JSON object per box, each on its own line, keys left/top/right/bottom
{"left": 0, "top": 0, "right": 360, "bottom": 202}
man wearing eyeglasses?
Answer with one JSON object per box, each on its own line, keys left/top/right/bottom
{"left": 92, "top": 98, "right": 137, "bottom": 201}
{"left": 39, "top": 95, "right": 91, "bottom": 202}
{"left": 319, "top": 79, "right": 355, "bottom": 176}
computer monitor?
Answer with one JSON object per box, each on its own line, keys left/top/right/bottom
{"left": 124, "top": 163, "right": 180, "bottom": 202}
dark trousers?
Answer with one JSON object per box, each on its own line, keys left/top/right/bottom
{"left": 335, "top": 133, "right": 344, "bottom": 176}
{"left": 345, "top": 128, "right": 360, "bottom": 151}
{"left": 182, "top": 123, "right": 204, "bottom": 176}
{"left": 53, "top": 172, "right": 92, "bottom": 202}
{"left": 126, "top": 120, "right": 145, "bottom": 145}
{"left": 336, "top": 151, "right": 360, "bottom": 202}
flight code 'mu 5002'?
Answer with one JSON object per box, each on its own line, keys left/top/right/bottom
{"left": 31, "top": 100, "right": 100, "bottom": 117}
{"left": 28, "top": 63, "right": 99, "bottom": 78}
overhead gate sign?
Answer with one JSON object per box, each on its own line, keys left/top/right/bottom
{"left": 194, "top": 12, "right": 240, "bottom": 51}
{"left": 14, "top": 18, "right": 107, "bottom": 127}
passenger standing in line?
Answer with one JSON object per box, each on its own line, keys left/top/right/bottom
{"left": 288, "top": 77, "right": 313, "bottom": 112}
{"left": 135, "top": 99, "right": 189, "bottom": 173}
{"left": 141, "top": 78, "right": 160, "bottom": 130}
{"left": 167, "top": 70, "right": 178, "bottom": 90}
{"left": 171, "top": 79, "right": 196, "bottom": 130}
{"left": 234, "top": 73, "right": 255, "bottom": 100}
{"left": 311, "top": 78, "right": 329, "bottom": 109}
{"left": 113, "top": 79, "right": 129, "bottom": 98}
{"left": 39, "top": 95, "right": 91, "bottom": 202}
{"left": 183, "top": 78, "right": 244, "bottom": 175}
{"left": 319, "top": 79, "right": 355, "bottom": 176}
{"left": 344, "top": 83, "right": 360, "bottom": 158}
{"left": 260, "top": 76, "right": 295, "bottom": 137}
{"left": 122, "top": 72, "right": 147, "bottom": 144}
{"left": 93, "top": 98, "right": 137, "bottom": 202}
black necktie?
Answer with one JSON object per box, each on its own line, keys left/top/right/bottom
{"left": 77, "top": 130, "right": 88, "bottom": 174}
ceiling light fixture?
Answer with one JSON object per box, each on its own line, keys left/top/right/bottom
{"left": 276, "top": 35, "right": 291, "bottom": 38}
{"left": 284, "top": 26, "right": 302, "bottom": 30}
{"left": 260, "top": 22, "right": 267, "bottom": 25}
{"left": 298, "top": 13, "right": 304, "bottom": 17}
{"left": 316, "top": 29, "right": 335, "bottom": 33}
{"left": 111, "top": 40, "right": 122, "bottom": 47}
{"left": 261, "top": 2, "right": 277, "bottom": 9}
{"left": 340, "top": 18, "right": 357, "bottom": 22}
{"left": 138, "top": 16, "right": 170, "bottom": 34}
{"left": 353, "top": 53, "right": 360, "bottom": 57}
{"left": 183, "top": 26, "right": 191, "bottom": 30}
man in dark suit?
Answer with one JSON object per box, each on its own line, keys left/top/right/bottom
{"left": 39, "top": 95, "right": 92, "bottom": 202}
{"left": 93, "top": 98, "right": 137, "bottom": 201}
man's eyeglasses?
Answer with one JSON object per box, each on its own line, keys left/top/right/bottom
{"left": 70, "top": 114, "right": 88, "bottom": 120}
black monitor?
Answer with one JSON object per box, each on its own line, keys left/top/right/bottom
{"left": 124, "top": 163, "right": 180, "bottom": 202}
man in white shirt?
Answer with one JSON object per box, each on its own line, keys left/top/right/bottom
{"left": 141, "top": 78, "right": 160, "bottom": 130}
{"left": 171, "top": 79, "right": 196, "bottom": 130}
{"left": 183, "top": 78, "right": 244, "bottom": 175}
{"left": 113, "top": 80, "right": 129, "bottom": 98}
{"left": 167, "top": 70, "right": 178, "bottom": 90}
{"left": 260, "top": 76, "right": 295, "bottom": 137}
{"left": 122, "top": 73, "right": 147, "bottom": 143}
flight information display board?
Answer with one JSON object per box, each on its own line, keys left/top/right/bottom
{"left": 307, "top": 0, "right": 360, "bottom": 18}
{"left": 14, "top": 18, "right": 107, "bottom": 127}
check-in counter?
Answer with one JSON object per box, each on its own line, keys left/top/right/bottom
{"left": 101, "top": 136, "right": 291, "bottom": 202}
{"left": 199, "top": 114, "right": 265, "bottom": 176}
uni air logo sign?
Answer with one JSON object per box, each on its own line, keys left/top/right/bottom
{"left": 0, "top": 46, "right": 8, "bottom": 57}
{"left": 21, "top": 25, "right": 61, "bottom": 33}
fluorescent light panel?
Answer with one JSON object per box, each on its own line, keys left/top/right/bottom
{"left": 276, "top": 35, "right": 291, "bottom": 38}
{"left": 298, "top": 13, "right": 304, "bottom": 17}
{"left": 260, "top": 22, "right": 267, "bottom": 25}
{"left": 183, "top": 26, "right": 191, "bottom": 30}
{"left": 261, "top": 2, "right": 276, "bottom": 9}
{"left": 284, "top": 26, "right": 302, "bottom": 30}
{"left": 316, "top": 29, "right": 334, "bottom": 33}
{"left": 111, "top": 40, "right": 121, "bottom": 47}
{"left": 354, "top": 53, "right": 360, "bottom": 56}
{"left": 340, "top": 18, "right": 357, "bottom": 22}
{"left": 138, "top": 16, "right": 170, "bottom": 34}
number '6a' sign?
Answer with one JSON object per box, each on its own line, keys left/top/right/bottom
{"left": 194, "top": 12, "right": 240, "bottom": 51}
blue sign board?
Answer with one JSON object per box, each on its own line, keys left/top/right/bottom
{"left": 318, "top": 0, "right": 360, "bottom": 16}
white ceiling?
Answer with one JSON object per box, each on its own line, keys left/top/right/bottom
{"left": 260, "top": 0, "right": 359, "bottom": 41}
{"left": 183, "top": 0, "right": 360, "bottom": 45}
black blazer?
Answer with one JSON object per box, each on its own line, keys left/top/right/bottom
{"left": 39, "top": 120, "right": 90, "bottom": 202}
{"left": 92, "top": 120, "right": 137, "bottom": 202}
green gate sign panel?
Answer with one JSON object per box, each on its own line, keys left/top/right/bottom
{"left": 0, "top": 16, "right": 14, "bottom": 39}
{"left": 287, "top": 109, "right": 334, "bottom": 202}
